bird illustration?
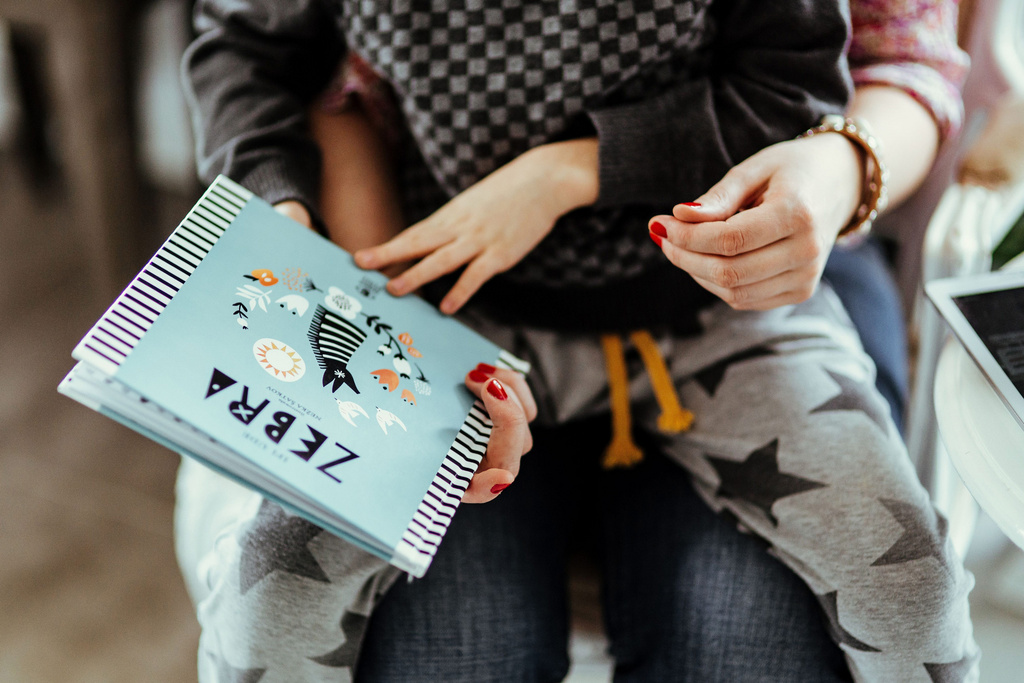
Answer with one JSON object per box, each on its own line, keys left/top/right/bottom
{"left": 400, "top": 389, "right": 417, "bottom": 406}
{"left": 276, "top": 294, "right": 310, "bottom": 317}
{"left": 371, "top": 368, "right": 400, "bottom": 392}
{"left": 335, "top": 399, "right": 369, "bottom": 427}
{"left": 375, "top": 407, "right": 407, "bottom": 435}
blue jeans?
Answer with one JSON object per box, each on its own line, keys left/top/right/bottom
{"left": 356, "top": 244, "right": 904, "bottom": 682}
{"left": 356, "top": 417, "right": 852, "bottom": 682}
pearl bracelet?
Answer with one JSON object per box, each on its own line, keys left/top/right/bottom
{"left": 799, "top": 114, "right": 889, "bottom": 243}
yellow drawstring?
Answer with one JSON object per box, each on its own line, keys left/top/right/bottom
{"left": 600, "top": 334, "right": 644, "bottom": 469}
{"left": 630, "top": 330, "right": 695, "bottom": 434}
{"left": 600, "top": 330, "right": 695, "bottom": 469}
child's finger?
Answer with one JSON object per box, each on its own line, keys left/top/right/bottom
{"left": 354, "top": 219, "right": 448, "bottom": 270}
{"left": 438, "top": 251, "right": 503, "bottom": 315}
{"left": 387, "top": 240, "right": 476, "bottom": 296}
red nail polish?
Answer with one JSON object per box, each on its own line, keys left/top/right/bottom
{"left": 681, "top": 202, "right": 702, "bottom": 207}
{"left": 469, "top": 370, "right": 490, "bottom": 383}
{"left": 486, "top": 379, "right": 508, "bottom": 400}
{"left": 649, "top": 232, "right": 663, "bottom": 247}
{"left": 476, "top": 363, "right": 496, "bottom": 375}
{"left": 490, "top": 482, "right": 511, "bottom": 494}
{"left": 650, "top": 221, "right": 667, "bottom": 237}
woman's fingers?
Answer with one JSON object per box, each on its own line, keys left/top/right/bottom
{"left": 689, "top": 266, "right": 819, "bottom": 310}
{"left": 651, "top": 206, "right": 792, "bottom": 258}
{"left": 656, "top": 228, "right": 793, "bottom": 289}
{"left": 672, "top": 156, "right": 773, "bottom": 223}
{"left": 438, "top": 251, "right": 507, "bottom": 315}
{"left": 461, "top": 369, "right": 533, "bottom": 503}
{"left": 481, "top": 365, "right": 538, "bottom": 423}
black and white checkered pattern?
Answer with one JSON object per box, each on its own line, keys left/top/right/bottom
{"left": 342, "top": 0, "right": 711, "bottom": 287}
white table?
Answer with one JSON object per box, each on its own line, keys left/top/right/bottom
{"left": 935, "top": 339, "right": 1024, "bottom": 550}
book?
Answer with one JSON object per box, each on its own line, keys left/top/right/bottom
{"left": 58, "top": 176, "right": 527, "bottom": 578}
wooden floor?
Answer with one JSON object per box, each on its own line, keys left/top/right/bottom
{"left": 0, "top": 161, "right": 200, "bottom": 683}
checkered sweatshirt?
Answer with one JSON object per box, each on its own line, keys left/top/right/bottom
{"left": 186, "top": 0, "right": 851, "bottom": 333}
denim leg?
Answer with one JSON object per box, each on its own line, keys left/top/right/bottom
{"left": 355, "top": 423, "right": 580, "bottom": 683}
{"left": 598, "top": 441, "right": 851, "bottom": 683}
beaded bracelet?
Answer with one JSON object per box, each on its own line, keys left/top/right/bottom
{"left": 799, "top": 114, "right": 889, "bottom": 243}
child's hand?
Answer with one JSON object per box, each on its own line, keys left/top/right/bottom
{"left": 460, "top": 364, "right": 538, "bottom": 504}
{"left": 648, "top": 133, "right": 863, "bottom": 311}
{"left": 274, "top": 200, "right": 314, "bottom": 229}
{"left": 354, "top": 139, "right": 598, "bottom": 314}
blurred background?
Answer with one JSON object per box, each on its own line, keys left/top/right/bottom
{"left": 0, "top": 1, "right": 201, "bottom": 680}
{"left": 0, "top": 0, "right": 1022, "bottom": 681}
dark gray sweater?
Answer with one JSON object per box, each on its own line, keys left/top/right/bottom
{"left": 184, "top": 0, "right": 851, "bottom": 333}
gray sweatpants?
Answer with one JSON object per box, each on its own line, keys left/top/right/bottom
{"left": 176, "top": 284, "right": 979, "bottom": 682}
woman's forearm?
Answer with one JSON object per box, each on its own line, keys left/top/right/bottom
{"left": 848, "top": 85, "right": 941, "bottom": 210}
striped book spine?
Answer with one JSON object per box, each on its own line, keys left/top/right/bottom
{"left": 391, "top": 351, "right": 531, "bottom": 576}
{"left": 73, "top": 176, "right": 251, "bottom": 374}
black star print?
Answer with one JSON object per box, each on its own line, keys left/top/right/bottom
{"left": 693, "top": 346, "right": 775, "bottom": 397}
{"left": 706, "top": 439, "right": 827, "bottom": 525}
{"left": 810, "top": 369, "right": 889, "bottom": 431}
{"left": 309, "top": 610, "right": 369, "bottom": 668}
{"left": 871, "top": 498, "right": 949, "bottom": 568}
{"left": 814, "top": 590, "right": 881, "bottom": 652}
{"left": 213, "top": 653, "right": 266, "bottom": 683}
{"left": 239, "top": 500, "right": 331, "bottom": 595}
{"left": 924, "top": 650, "right": 980, "bottom": 683}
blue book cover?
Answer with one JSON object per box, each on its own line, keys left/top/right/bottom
{"left": 59, "top": 176, "right": 527, "bottom": 577}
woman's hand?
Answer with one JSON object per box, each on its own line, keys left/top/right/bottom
{"left": 649, "top": 132, "right": 865, "bottom": 311}
{"left": 354, "top": 138, "right": 598, "bottom": 315}
{"left": 460, "top": 364, "right": 538, "bottom": 503}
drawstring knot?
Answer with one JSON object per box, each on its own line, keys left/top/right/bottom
{"left": 600, "top": 330, "right": 694, "bottom": 469}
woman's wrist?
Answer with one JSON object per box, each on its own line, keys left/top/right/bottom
{"left": 795, "top": 131, "right": 866, "bottom": 240}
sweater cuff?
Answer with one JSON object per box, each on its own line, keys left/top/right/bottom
{"left": 233, "top": 157, "right": 328, "bottom": 236}
{"left": 588, "top": 95, "right": 683, "bottom": 209}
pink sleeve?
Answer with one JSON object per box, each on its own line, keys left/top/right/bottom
{"left": 849, "top": 0, "right": 970, "bottom": 140}
{"left": 319, "top": 52, "right": 403, "bottom": 147}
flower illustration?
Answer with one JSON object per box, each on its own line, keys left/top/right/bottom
{"left": 324, "top": 286, "right": 362, "bottom": 320}
{"left": 393, "top": 356, "right": 412, "bottom": 379}
{"left": 251, "top": 269, "right": 278, "bottom": 286}
{"left": 414, "top": 377, "right": 432, "bottom": 396}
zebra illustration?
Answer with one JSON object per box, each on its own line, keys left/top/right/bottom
{"left": 307, "top": 305, "right": 368, "bottom": 394}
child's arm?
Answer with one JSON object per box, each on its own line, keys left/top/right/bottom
{"left": 354, "top": 138, "right": 599, "bottom": 315}
{"left": 311, "top": 106, "right": 405, "bottom": 256}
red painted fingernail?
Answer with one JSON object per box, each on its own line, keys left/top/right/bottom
{"left": 649, "top": 232, "right": 663, "bottom": 247}
{"left": 469, "top": 370, "right": 490, "bottom": 383}
{"left": 650, "top": 221, "right": 667, "bottom": 237}
{"left": 486, "top": 379, "right": 508, "bottom": 400}
{"left": 476, "top": 363, "right": 496, "bottom": 375}
{"left": 681, "top": 202, "right": 702, "bottom": 207}
{"left": 490, "top": 482, "right": 511, "bottom": 494}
